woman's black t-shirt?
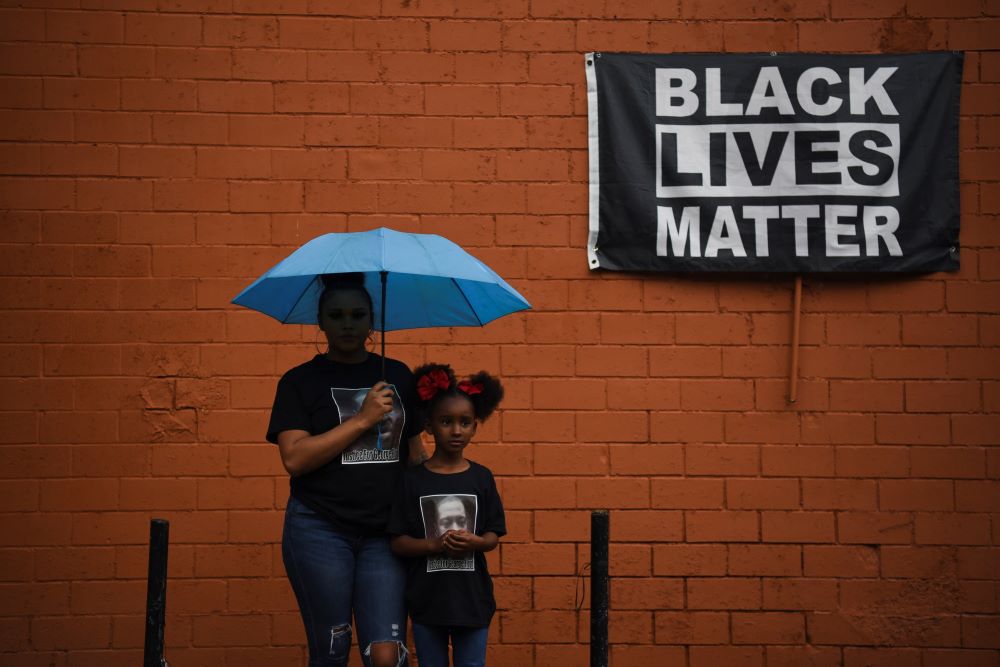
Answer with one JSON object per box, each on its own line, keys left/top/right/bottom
{"left": 266, "top": 353, "right": 421, "bottom": 536}
{"left": 387, "top": 461, "right": 506, "bottom": 628}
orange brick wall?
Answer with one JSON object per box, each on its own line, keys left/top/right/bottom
{"left": 1, "top": 2, "right": 998, "bottom": 666}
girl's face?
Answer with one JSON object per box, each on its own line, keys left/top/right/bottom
{"left": 426, "top": 394, "right": 477, "bottom": 454}
{"left": 319, "top": 289, "right": 372, "bottom": 357}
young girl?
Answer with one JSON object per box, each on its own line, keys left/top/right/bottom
{"left": 387, "top": 364, "right": 506, "bottom": 667}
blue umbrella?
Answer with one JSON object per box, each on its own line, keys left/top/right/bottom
{"left": 232, "top": 227, "right": 532, "bottom": 376}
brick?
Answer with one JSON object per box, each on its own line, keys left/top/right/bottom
{"left": 576, "top": 411, "right": 647, "bottom": 443}
{"left": 686, "top": 444, "right": 759, "bottom": 476}
{"left": 691, "top": 646, "right": 764, "bottom": 667}
{"left": 873, "top": 348, "right": 949, "bottom": 378}
{"left": 830, "top": 380, "right": 904, "bottom": 412}
{"left": 915, "top": 512, "right": 990, "bottom": 545}
{"left": 730, "top": 545, "right": 801, "bottom": 577}
{"left": 153, "top": 113, "right": 227, "bottom": 145}
{"left": 766, "top": 645, "right": 842, "bottom": 667}
{"left": 614, "top": 578, "right": 683, "bottom": 610}
{"left": 902, "top": 314, "right": 978, "bottom": 345}
{"left": 613, "top": 645, "right": 687, "bottom": 667}
{"left": 0, "top": 44, "right": 75, "bottom": 77}
{"left": 687, "top": 510, "right": 758, "bottom": 542}
{"left": 835, "top": 446, "right": 908, "bottom": 478}
{"left": 205, "top": 16, "right": 279, "bottom": 47}
{"left": 681, "top": 379, "right": 754, "bottom": 410}
{"left": 676, "top": 314, "right": 750, "bottom": 344}
{"left": 650, "top": 21, "right": 724, "bottom": 51}
{"left": 156, "top": 46, "right": 231, "bottom": 80}
{"left": 649, "top": 347, "right": 721, "bottom": 378}
{"left": 879, "top": 480, "right": 954, "bottom": 511}
{"left": 193, "top": 614, "right": 270, "bottom": 647}
{"left": 577, "top": 477, "right": 648, "bottom": 509}
{"left": 652, "top": 478, "right": 724, "bottom": 509}
{"left": 838, "top": 512, "right": 914, "bottom": 544}
{"left": 728, "top": 478, "right": 800, "bottom": 509}
{"left": 230, "top": 181, "right": 303, "bottom": 213}
{"left": 876, "top": 414, "right": 951, "bottom": 445}
{"left": 949, "top": 349, "right": 1000, "bottom": 380}
{"left": 577, "top": 19, "right": 650, "bottom": 51}
{"left": 725, "top": 413, "right": 799, "bottom": 444}
{"left": 653, "top": 544, "right": 727, "bottom": 576}
{"left": 687, "top": 577, "right": 761, "bottom": 609}
{"left": 732, "top": 611, "right": 805, "bottom": 644}
{"left": 804, "top": 545, "right": 879, "bottom": 578}
{"left": 503, "top": 20, "right": 576, "bottom": 51}
{"left": 454, "top": 118, "right": 527, "bottom": 149}
{"left": 501, "top": 543, "right": 576, "bottom": 575}
{"left": 502, "top": 477, "right": 575, "bottom": 508}
{"left": 609, "top": 444, "right": 683, "bottom": 475}
{"left": 723, "top": 21, "right": 798, "bottom": 51}
{"left": 910, "top": 447, "right": 986, "bottom": 478}
{"left": 48, "top": 10, "right": 123, "bottom": 43}
{"left": 499, "top": 84, "right": 572, "bottom": 116}
{"left": 43, "top": 77, "right": 119, "bottom": 111}
{"left": 762, "top": 511, "right": 836, "bottom": 543}
{"left": 528, "top": 116, "right": 587, "bottom": 148}
{"left": 379, "top": 183, "right": 454, "bottom": 214}
{"left": 801, "top": 414, "right": 874, "bottom": 445}
{"left": 576, "top": 346, "right": 647, "bottom": 377}
{"left": 802, "top": 479, "right": 878, "bottom": 511}
{"left": 0, "top": 582, "right": 70, "bottom": 615}
{"left": 456, "top": 53, "right": 528, "bottom": 83}
{"left": 122, "top": 80, "right": 197, "bottom": 112}
{"left": 722, "top": 346, "right": 788, "bottom": 378}
{"left": 430, "top": 19, "right": 500, "bottom": 50}
{"left": 198, "top": 81, "right": 273, "bottom": 113}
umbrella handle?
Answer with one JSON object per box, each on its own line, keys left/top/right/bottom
{"left": 380, "top": 271, "right": 387, "bottom": 381}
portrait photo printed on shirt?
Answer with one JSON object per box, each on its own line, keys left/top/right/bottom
{"left": 420, "top": 494, "right": 478, "bottom": 572}
{"left": 330, "top": 385, "right": 404, "bottom": 464}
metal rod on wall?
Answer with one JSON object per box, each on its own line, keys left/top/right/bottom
{"left": 590, "top": 510, "right": 609, "bottom": 667}
{"left": 143, "top": 518, "right": 170, "bottom": 667}
{"left": 788, "top": 275, "right": 803, "bottom": 403}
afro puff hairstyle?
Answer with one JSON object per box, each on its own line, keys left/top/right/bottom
{"left": 413, "top": 362, "right": 504, "bottom": 422}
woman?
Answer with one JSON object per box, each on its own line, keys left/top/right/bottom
{"left": 267, "top": 272, "right": 427, "bottom": 667}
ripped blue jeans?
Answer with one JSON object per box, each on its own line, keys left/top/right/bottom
{"left": 282, "top": 496, "right": 408, "bottom": 667}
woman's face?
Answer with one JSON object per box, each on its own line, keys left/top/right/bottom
{"left": 319, "top": 289, "right": 372, "bottom": 357}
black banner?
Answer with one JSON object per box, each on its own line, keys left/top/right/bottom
{"left": 585, "top": 52, "right": 962, "bottom": 273}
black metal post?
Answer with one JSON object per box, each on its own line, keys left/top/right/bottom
{"left": 590, "top": 510, "right": 609, "bottom": 667}
{"left": 143, "top": 519, "right": 169, "bottom": 667}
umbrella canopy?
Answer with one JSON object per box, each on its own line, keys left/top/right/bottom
{"left": 232, "top": 227, "right": 531, "bottom": 329}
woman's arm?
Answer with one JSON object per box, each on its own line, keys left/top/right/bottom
{"left": 390, "top": 534, "right": 445, "bottom": 558}
{"left": 407, "top": 434, "right": 429, "bottom": 466}
{"left": 276, "top": 382, "right": 393, "bottom": 477}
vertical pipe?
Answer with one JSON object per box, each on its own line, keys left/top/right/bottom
{"left": 590, "top": 510, "right": 609, "bottom": 667}
{"left": 788, "top": 275, "right": 803, "bottom": 403}
{"left": 143, "top": 519, "right": 169, "bottom": 667}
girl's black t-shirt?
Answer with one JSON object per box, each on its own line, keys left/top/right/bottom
{"left": 387, "top": 461, "right": 506, "bottom": 628}
{"left": 267, "top": 353, "right": 421, "bottom": 535}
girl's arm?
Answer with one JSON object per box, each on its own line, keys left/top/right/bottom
{"left": 276, "top": 382, "right": 393, "bottom": 477}
{"left": 390, "top": 534, "right": 445, "bottom": 558}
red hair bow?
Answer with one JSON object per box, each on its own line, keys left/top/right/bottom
{"left": 457, "top": 381, "right": 483, "bottom": 396}
{"left": 417, "top": 369, "right": 451, "bottom": 400}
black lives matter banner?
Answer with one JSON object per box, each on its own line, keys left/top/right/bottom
{"left": 585, "top": 52, "right": 962, "bottom": 272}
